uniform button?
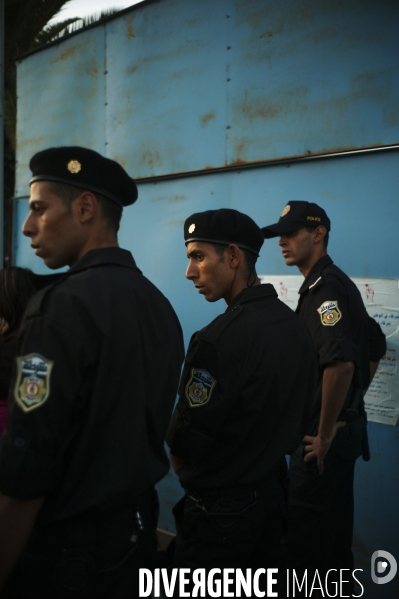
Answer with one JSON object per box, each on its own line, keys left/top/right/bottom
{"left": 14, "top": 437, "right": 25, "bottom": 448}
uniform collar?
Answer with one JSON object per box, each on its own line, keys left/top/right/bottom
{"left": 227, "top": 283, "right": 277, "bottom": 311}
{"left": 67, "top": 247, "right": 141, "bottom": 275}
{"left": 299, "top": 254, "right": 333, "bottom": 295}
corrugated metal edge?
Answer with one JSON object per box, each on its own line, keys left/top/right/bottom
{"left": 131, "top": 144, "right": 399, "bottom": 184}
{"left": 15, "top": 0, "right": 161, "bottom": 63}
{"left": 12, "top": 145, "right": 399, "bottom": 200}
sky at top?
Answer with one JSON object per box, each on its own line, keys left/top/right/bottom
{"left": 49, "top": 0, "right": 143, "bottom": 24}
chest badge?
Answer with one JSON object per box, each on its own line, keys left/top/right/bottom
{"left": 317, "top": 300, "right": 342, "bottom": 326}
{"left": 185, "top": 368, "right": 216, "bottom": 408}
{"left": 14, "top": 353, "right": 54, "bottom": 412}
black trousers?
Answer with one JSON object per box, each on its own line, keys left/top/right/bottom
{"left": 4, "top": 490, "right": 160, "bottom": 599}
{"left": 169, "top": 472, "right": 288, "bottom": 597}
{"left": 288, "top": 441, "right": 357, "bottom": 597}
{"left": 4, "top": 543, "right": 140, "bottom": 599}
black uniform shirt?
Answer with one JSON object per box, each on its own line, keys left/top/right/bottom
{"left": 0, "top": 247, "right": 184, "bottom": 525}
{"left": 296, "top": 255, "right": 386, "bottom": 432}
{"left": 167, "top": 284, "right": 317, "bottom": 491}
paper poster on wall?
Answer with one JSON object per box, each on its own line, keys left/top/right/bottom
{"left": 260, "top": 275, "right": 399, "bottom": 426}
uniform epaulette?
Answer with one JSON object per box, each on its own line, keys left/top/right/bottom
{"left": 308, "top": 275, "right": 323, "bottom": 292}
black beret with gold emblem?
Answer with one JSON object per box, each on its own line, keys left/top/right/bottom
{"left": 262, "top": 201, "right": 331, "bottom": 238}
{"left": 29, "top": 146, "right": 138, "bottom": 207}
{"left": 184, "top": 208, "right": 264, "bottom": 256}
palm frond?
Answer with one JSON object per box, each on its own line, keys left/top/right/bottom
{"left": 47, "top": 9, "right": 123, "bottom": 39}
{"left": 33, "top": 18, "right": 81, "bottom": 46}
{"left": 5, "top": 0, "right": 74, "bottom": 67}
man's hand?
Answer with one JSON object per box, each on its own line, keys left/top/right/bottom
{"left": 304, "top": 360, "right": 355, "bottom": 475}
{"left": 303, "top": 420, "right": 346, "bottom": 474}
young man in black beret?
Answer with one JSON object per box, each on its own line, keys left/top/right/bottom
{"left": 262, "top": 201, "right": 386, "bottom": 594}
{"left": 0, "top": 147, "right": 184, "bottom": 598}
{"left": 166, "top": 209, "right": 317, "bottom": 588}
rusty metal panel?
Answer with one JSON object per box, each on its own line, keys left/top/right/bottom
{"left": 106, "top": 0, "right": 399, "bottom": 175}
{"left": 15, "top": 0, "right": 399, "bottom": 188}
{"left": 105, "top": 0, "right": 228, "bottom": 177}
{"left": 227, "top": 0, "right": 399, "bottom": 165}
{"left": 15, "top": 29, "right": 106, "bottom": 199}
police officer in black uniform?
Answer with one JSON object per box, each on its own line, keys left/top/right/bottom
{"left": 0, "top": 147, "right": 184, "bottom": 598}
{"left": 166, "top": 209, "right": 317, "bottom": 585}
{"left": 262, "top": 201, "right": 386, "bottom": 594}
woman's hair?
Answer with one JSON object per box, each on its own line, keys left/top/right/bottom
{"left": 0, "top": 267, "right": 37, "bottom": 334}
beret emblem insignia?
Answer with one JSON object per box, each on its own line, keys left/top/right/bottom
{"left": 67, "top": 160, "right": 82, "bottom": 174}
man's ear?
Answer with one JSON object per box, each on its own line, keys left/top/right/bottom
{"left": 226, "top": 244, "right": 241, "bottom": 268}
{"left": 313, "top": 225, "right": 327, "bottom": 244}
{"left": 75, "top": 192, "right": 98, "bottom": 223}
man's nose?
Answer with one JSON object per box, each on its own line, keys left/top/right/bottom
{"left": 22, "top": 213, "right": 35, "bottom": 237}
{"left": 185, "top": 260, "right": 197, "bottom": 280}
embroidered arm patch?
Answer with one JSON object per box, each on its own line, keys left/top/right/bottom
{"left": 317, "top": 300, "right": 342, "bottom": 326}
{"left": 14, "top": 353, "right": 54, "bottom": 412}
{"left": 185, "top": 368, "right": 216, "bottom": 408}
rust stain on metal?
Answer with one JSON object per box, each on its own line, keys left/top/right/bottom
{"left": 241, "top": 96, "right": 279, "bottom": 121}
{"left": 127, "top": 65, "right": 139, "bottom": 75}
{"left": 200, "top": 111, "right": 216, "bottom": 127}
{"left": 260, "top": 31, "right": 273, "bottom": 38}
{"left": 18, "top": 136, "right": 46, "bottom": 149}
{"left": 141, "top": 149, "right": 161, "bottom": 170}
{"left": 153, "top": 195, "right": 187, "bottom": 203}
{"left": 126, "top": 14, "right": 136, "bottom": 39}
{"left": 49, "top": 45, "right": 78, "bottom": 64}
{"left": 88, "top": 65, "right": 98, "bottom": 76}
{"left": 233, "top": 140, "right": 247, "bottom": 157}
{"left": 230, "top": 158, "right": 251, "bottom": 167}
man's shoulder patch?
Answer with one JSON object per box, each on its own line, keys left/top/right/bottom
{"left": 185, "top": 368, "right": 216, "bottom": 408}
{"left": 317, "top": 300, "right": 342, "bottom": 326}
{"left": 14, "top": 353, "right": 54, "bottom": 412}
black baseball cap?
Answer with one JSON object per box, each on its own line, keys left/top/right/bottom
{"left": 184, "top": 208, "right": 264, "bottom": 256}
{"left": 262, "top": 201, "right": 331, "bottom": 238}
{"left": 30, "top": 146, "right": 138, "bottom": 207}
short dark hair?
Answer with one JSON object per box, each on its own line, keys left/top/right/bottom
{"left": 211, "top": 243, "right": 258, "bottom": 279}
{"left": 44, "top": 181, "right": 122, "bottom": 233}
{"left": 306, "top": 226, "right": 329, "bottom": 249}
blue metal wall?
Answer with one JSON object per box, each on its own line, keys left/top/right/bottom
{"left": 13, "top": 0, "right": 399, "bottom": 596}
{"left": 15, "top": 0, "right": 399, "bottom": 193}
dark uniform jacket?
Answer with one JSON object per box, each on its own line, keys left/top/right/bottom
{"left": 0, "top": 247, "right": 184, "bottom": 527}
{"left": 167, "top": 284, "right": 317, "bottom": 491}
{"left": 296, "top": 255, "right": 386, "bottom": 438}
